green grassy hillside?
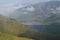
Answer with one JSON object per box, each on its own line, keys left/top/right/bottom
{"left": 0, "top": 15, "right": 31, "bottom": 35}
{"left": 0, "top": 32, "right": 32, "bottom": 40}
{"left": 0, "top": 15, "right": 41, "bottom": 40}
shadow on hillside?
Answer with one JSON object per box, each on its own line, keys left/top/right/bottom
{"left": 17, "top": 24, "right": 60, "bottom": 40}
{"left": 47, "top": 35, "right": 60, "bottom": 40}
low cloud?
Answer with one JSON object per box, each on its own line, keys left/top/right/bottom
{"left": 0, "top": 2, "right": 25, "bottom": 15}
{"left": 26, "top": 6, "right": 35, "bottom": 12}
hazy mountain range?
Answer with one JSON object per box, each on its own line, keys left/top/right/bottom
{"left": 0, "top": 0, "right": 60, "bottom": 40}
{"left": 9, "top": 0, "right": 60, "bottom": 25}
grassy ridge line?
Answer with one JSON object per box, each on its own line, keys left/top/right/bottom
{"left": 0, "top": 15, "right": 30, "bottom": 35}
{"left": 0, "top": 15, "right": 41, "bottom": 40}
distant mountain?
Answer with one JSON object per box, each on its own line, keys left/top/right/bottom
{"left": 9, "top": 1, "right": 60, "bottom": 25}
{"left": 44, "top": 13, "right": 60, "bottom": 25}
{"left": 43, "top": 13, "right": 60, "bottom": 35}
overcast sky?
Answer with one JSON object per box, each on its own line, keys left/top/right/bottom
{"left": 0, "top": 0, "right": 50, "bottom": 15}
{"left": 0, "top": 0, "right": 50, "bottom": 8}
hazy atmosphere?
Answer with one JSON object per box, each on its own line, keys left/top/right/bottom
{"left": 0, "top": 0, "right": 50, "bottom": 15}
{"left": 0, "top": 0, "right": 60, "bottom": 40}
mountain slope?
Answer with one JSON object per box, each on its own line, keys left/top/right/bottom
{"left": 0, "top": 15, "right": 27, "bottom": 35}
{"left": 43, "top": 13, "right": 60, "bottom": 35}
{"left": 0, "top": 33, "right": 32, "bottom": 40}
{"left": 10, "top": 1, "right": 60, "bottom": 25}
{"left": 44, "top": 13, "right": 60, "bottom": 25}
{"left": 0, "top": 15, "right": 43, "bottom": 40}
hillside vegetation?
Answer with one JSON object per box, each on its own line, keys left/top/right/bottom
{"left": 0, "top": 15, "right": 28, "bottom": 35}
{"left": 0, "top": 15, "right": 42, "bottom": 40}
{"left": 0, "top": 32, "right": 32, "bottom": 40}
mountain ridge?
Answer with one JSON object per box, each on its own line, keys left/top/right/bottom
{"left": 9, "top": 1, "right": 60, "bottom": 25}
